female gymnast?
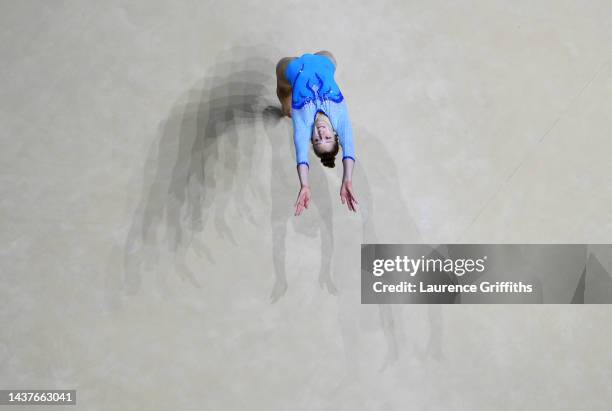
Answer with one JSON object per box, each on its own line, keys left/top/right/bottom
{"left": 275, "top": 51, "right": 358, "bottom": 216}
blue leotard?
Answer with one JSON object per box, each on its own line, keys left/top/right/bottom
{"left": 284, "top": 53, "right": 355, "bottom": 167}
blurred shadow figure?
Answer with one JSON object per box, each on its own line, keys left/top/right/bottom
{"left": 119, "top": 46, "right": 274, "bottom": 296}
{"left": 319, "top": 125, "right": 442, "bottom": 375}
{"left": 262, "top": 106, "right": 335, "bottom": 302}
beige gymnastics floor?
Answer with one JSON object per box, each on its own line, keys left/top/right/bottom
{"left": 1, "top": 1, "right": 612, "bottom": 410}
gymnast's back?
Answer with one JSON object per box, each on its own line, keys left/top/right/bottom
{"left": 284, "top": 53, "right": 344, "bottom": 109}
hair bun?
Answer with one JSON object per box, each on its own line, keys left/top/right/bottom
{"left": 321, "top": 156, "right": 336, "bottom": 168}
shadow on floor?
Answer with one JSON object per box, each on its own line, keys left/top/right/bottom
{"left": 105, "top": 44, "right": 443, "bottom": 374}
{"left": 115, "top": 45, "right": 274, "bottom": 296}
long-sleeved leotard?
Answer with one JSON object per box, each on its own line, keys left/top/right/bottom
{"left": 285, "top": 53, "right": 355, "bottom": 167}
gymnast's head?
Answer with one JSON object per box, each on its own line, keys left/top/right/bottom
{"left": 311, "top": 115, "right": 339, "bottom": 168}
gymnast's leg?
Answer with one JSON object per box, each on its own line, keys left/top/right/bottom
{"left": 276, "top": 57, "right": 294, "bottom": 118}
{"left": 314, "top": 50, "right": 337, "bottom": 67}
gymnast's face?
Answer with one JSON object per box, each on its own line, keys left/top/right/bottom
{"left": 311, "top": 118, "right": 336, "bottom": 153}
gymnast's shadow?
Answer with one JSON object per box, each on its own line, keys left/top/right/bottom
{"left": 108, "top": 43, "right": 444, "bottom": 376}
{"left": 262, "top": 106, "right": 335, "bottom": 302}
{"left": 111, "top": 46, "right": 274, "bottom": 297}
{"left": 262, "top": 106, "right": 443, "bottom": 374}
{"left": 332, "top": 127, "right": 443, "bottom": 373}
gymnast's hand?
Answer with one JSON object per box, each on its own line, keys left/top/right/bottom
{"left": 295, "top": 185, "right": 311, "bottom": 216}
{"left": 340, "top": 180, "right": 358, "bottom": 212}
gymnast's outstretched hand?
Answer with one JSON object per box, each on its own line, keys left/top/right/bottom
{"left": 295, "top": 185, "right": 311, "bottom": 216}
{"left": 340, "top": 180, "right": 358, "bottom": 212}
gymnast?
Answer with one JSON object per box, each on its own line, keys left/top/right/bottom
{"left": 275, "top": 51, "right": 358, "bottom": 216}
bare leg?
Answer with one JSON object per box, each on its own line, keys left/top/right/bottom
{"left": 276, "top": 57, "right": 294, "bottom": 117}
{"left": 314, "top": 50, "right": 337, "bottom": 68}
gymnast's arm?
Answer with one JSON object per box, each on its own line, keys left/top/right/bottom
{"left": 293, "top": 112, "right": 312, "bottom": 216}
{"left": 336, "top": 104, "right": 358, "bottom": 212}
{"left": 297, "top": 163, "right": 309, "bottom": 187}
{"left": 342, "top": 157, "right": 354, "bottom": 183}
{"left": 294, "top": 163, "right": 310, "bottom": 216}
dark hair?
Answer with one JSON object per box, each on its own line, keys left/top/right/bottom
{"left": 313, "top": 134, "right": 340, "bottom": 168}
